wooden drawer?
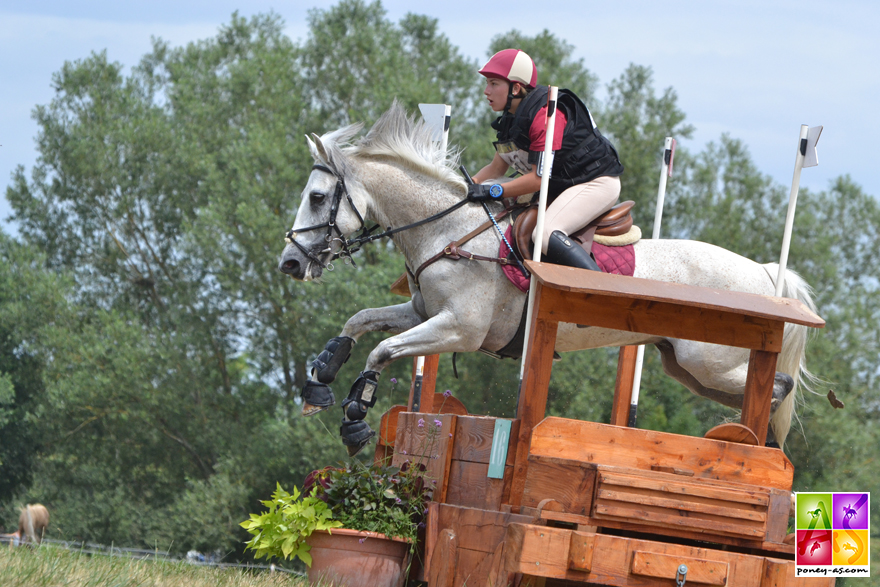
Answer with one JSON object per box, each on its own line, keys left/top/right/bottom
{"left": 593, "top": 468, "right": 769, "bottom": 540}
{"left": 502, "top": 523, "right": 834, "bottom": 586}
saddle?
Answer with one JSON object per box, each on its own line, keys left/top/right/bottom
{"left": 512, "top": 200, "right": 636, "bottom": 261}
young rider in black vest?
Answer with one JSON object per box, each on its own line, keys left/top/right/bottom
{"left": 470, "top": 49, "right": 624, "bottom": 271}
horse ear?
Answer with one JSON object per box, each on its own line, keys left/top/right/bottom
{"left": 305, "top": 134, "right": 320, "bottom": 161}
{"left": 311, "top": 133, "right": 330, "bottom": 165}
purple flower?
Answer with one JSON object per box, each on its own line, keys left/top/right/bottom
{"left": 400, "top": 449, "right": 407, "bottom": 455}
{"left": 434, "top": 419, "right": 442, "bottom": 428}
{"left": 443, "top": 389, "right": 452, "bottom": 398}
{"left": 390, "top": 378, "right": 397, "bottom": 384}
{"left": 449, "top": 433, "right": 453, "bottom": 438}
{"left": 418, "top": 418, "right": 425, "bottom": 428}
{"left": 418, "top": 522, "right": 426, "bottom": 529}
{"left": 395, "top": 498, "right": 402, "bottom": 504}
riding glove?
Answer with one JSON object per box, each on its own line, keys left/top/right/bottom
{"left": 467, "top": 183, "right": 503, "bottom": 202}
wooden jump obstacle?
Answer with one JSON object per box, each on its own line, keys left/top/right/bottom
{"left": 378, "top": 260, "right": 829, "bottom": 587}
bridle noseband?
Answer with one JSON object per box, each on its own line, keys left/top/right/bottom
{"left": 284, "top": 164, "right": 376, "bottom": 270}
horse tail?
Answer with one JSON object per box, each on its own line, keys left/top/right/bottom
{"left": 764, "top": 263, "right": 819, "bottom": 446}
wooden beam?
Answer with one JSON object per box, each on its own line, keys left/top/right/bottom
{"left": 510, "top": 282, "right": 559, "bottom": 506}
{"left": 611, "top": 345, "right": 639, "bottom": 426}
{"left": 740, "top": 350, "right": 779, "bottom": 445}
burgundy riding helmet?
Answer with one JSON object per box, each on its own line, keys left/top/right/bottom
{"left": 478, "top": 49, "right": 538, "bottom": 89}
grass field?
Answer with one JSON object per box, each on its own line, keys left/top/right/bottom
{"left": 0, "top": 545, "right": 308, "bottom": 587}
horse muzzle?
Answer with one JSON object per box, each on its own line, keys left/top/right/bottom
{"left": 279, "top": 245, "right": 324, "bottom": 281}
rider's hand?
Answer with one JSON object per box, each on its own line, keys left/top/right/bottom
{"left": 467, "top": 183, "right": 502, "bottom": 202}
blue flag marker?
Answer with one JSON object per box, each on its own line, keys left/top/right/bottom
{"left": 488, "top": 419, "right": 512, "bottom": 479}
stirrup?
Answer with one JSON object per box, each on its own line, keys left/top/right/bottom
{"left": 311, "top": 336, "right": 355, "bottom": 384}
{"left": 301, "top": 380, "right": 335, "bottom": 416}
{"left": 546, "top": 230, "right": 600, "bottom": 271}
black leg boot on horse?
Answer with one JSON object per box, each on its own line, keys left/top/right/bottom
{"left": 300, "top": 336, "right": 355, "bottom": 416}
{"left": 340, "top": 370, "right": 379, "bottom": 456}
{"left": 545, "top": 230, "right": 601, "bottom": 271}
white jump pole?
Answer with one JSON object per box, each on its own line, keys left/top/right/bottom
{"left": 627, "top": 137, "right": 675, "bottom": 427}
{"left": 519, "top": 86, "right": 559, "bottom": 383}
{"left": 411, "top": 104, "right": 452, "bottom": 411}
{"left": 776, "top": 124, "right": 821, "bottom": 296}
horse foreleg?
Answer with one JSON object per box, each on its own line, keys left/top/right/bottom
{"left": 655, "top": 340, "right": 794, "bottom": 446}
{"left": 301, "top": 302, "right": 424, "bottom": 418}
{"left": 339, "top": 311, "right": 485, "bottom": 456}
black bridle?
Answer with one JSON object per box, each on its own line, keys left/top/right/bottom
{"left": 285, "top": 163, "right": 469, "bottom": 270}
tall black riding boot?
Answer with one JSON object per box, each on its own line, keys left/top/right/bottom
{"left": 545, "top": 230, "right": 601, "bottom": 271}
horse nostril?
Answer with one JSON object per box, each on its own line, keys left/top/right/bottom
{"left": 280, "top": 259, "right": 300, "bottom": 275}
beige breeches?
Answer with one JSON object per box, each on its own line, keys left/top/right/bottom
{"left": 532, "top": 175, "right": 621, "bottom": 253}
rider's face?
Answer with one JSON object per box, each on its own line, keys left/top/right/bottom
{"left": 484, "top": 78, "right": 512, "bottom": 112}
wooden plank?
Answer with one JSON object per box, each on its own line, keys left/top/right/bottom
{"left": 525, "top": 260, "right": 825, "bottom": 329}
{"left": 423, "top": 502, "right": 440, "bottom": 581}
{"left": 631, "top": 550, "right": 728, "bottom": 585}
{"left": 421, "top": 354, "right": 440, "bottom": 412}
{"left": 611, "top": 345, "right": 638, "bottom": 427}
{"left": 393, "top": 413, "right": 456, "bottom": 502}
{"left": 596, "top": 488, "right": 767, "bottom": 522}
{"left": 445, "top": 460, "right": 509, "bottom": 511}
{"left": 486, "top": 541, "right": 510, "bottom": 587}
{"left": 503, "top": 523, "right": 572, "bottom": 579}
{"left": 594, "top": 503, "right": 765, "bottom": 538}
{"left": 521, "top": 455, "right": 596, "bottom": 516}
{"left": 761, "top": 558, "right": 789, "bottom": 587}
{"left": 567, "top": 531, "right": 595, "bottom": 572}
{"left": 705, "top": 423, "right": 759, "bottom": 446}
{"left": 537, "top": 284, "right": 787, "bottom": 352}
{"left": 437, "top": 504, "right": 536, "bottom": 555}
{"left": 511, "top": 282, "right": 558, "bottom": 507}
{"left": 427, "top": 528, "right": 456, "bottom": 587}
{"left": 451, "top": 416, "right": 517, "bottom": 465}
{"left": 598, "top": 470, "right": 770, "bottom": 506}
{"left": 453, "top": 548, "right": 495, "bottom": 587}
{"left": 740, "top": 349, "right": 778, "bottom": 445}
{"left": 431, "top": 392, "right": 468, "bottom": 416}
{"left": 766, "top": 489, "right": 792, "bottom": 544}
{"left": 529, "top": 418, "right": 794, "bottom": 490}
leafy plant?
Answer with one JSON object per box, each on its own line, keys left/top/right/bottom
{"left": 305, "top": 459, "right": 433, "bottom": 544}
{"left": 240, "top": 483, "right": 342, "bottom": 566}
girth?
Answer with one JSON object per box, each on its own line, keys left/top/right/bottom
{"left": 512, "top": 200, "right": 635, "bottom": 261}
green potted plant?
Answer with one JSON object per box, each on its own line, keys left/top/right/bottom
{"left": 242, "top": 460, "right": 434, "bottom": 586}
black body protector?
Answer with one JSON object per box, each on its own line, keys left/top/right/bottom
{"left": 490, "top": 85, "right": 624, "bottom": 204}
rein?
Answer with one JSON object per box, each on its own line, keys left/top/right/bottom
{"left": 285, "top": 164, "right": 469, "bottom": 269}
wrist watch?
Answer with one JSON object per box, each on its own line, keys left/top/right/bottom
{"left": 488, "top": 184, "right": 504, "bottom": 199}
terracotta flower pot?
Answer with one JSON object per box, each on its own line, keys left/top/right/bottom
{"left": 306, "top": 528, "right": 411, "bottom": 587}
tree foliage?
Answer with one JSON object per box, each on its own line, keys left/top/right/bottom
{"left": 1, "top": 1, "right": 877, "bottom": 565}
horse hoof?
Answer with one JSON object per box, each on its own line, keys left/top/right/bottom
{"left": 302, "top": 402, "right": 330, "bottom": 417}
{"left": 770, "top": 373, "right": 795, "bottom": 412}
{"left": 341, "top": 419, "right": 376, "bottom": 456}
{"left": 301, "top": 380, "right": 336, "bottom": 416}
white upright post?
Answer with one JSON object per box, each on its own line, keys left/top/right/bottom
{"left": 628, "top": 137, "right": 675, "bottom": 426}
{"left": 411, "top": 104, "right": 452, "bottom": 411}
{"left": 519, "top": 87, "right": 559, "bottom": 382}
{"left": 775, "top": 124, "right": 815, "bottom": 297}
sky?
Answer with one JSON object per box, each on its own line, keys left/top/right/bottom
{"left": 2, "top": 1, "right": 878, "bottom": 234}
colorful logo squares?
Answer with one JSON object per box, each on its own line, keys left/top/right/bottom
{"left": 795, "top": 492, "right": 870, "bottom": 578}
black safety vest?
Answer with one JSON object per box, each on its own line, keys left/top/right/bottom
{"left": 491, "top": 85, "right": 624, "bottom": 201}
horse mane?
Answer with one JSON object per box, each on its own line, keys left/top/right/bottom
{"left": 348, "top": 102, "right": 466, "bottom": 191}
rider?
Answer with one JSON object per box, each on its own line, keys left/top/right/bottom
{"left": 470, "top": 49, "right": 624, "bottom": 271}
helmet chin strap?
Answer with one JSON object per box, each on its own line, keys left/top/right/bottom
{"left": 503, "top": 81, "right": 519, "bottom": 113}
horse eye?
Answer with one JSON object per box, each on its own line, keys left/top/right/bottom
{"left": 309, "top": 190, "right": 326, "bottom": 205}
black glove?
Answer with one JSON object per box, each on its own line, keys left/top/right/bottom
{"left": 467, "top": 183, "right": 503, "bottom": 202}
